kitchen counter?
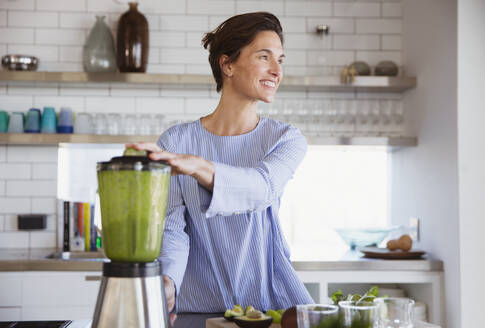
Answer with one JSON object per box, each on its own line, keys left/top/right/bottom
{"left": 0, "top": 248, "right": 443, "bottom": 272}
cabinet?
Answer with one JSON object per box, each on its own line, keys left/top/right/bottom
{"left": 0, "top": 271, "right": 101, "bottom": 321}
{"left": 296, "top": 269, "right": 444, "bottom": 326}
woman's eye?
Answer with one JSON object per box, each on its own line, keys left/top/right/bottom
{"left": 260, "top": 55, "right": 268, "bottom": 60}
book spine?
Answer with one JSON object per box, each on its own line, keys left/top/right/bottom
{"left": 63, "top": 201, "right": 70, "bottom": 252}
{"left": 69, "top": 202, "right": 75, "bottom": 250}
{"left": 77, "top": 202, "right": 84, "bottom": 238}
{"left": 83, "top": 202, "right": 91, "bottom": 252}
{"left": 90, "top": 204, "right": 96, "bottom": 251}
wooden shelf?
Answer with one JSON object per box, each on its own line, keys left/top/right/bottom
{"left": 0, "top": 133, "right": 158, "bottom": 145}
{"left": 306, "top": 136, "right": 417, "bottom": 148}
{"left": 0, "top": 133, "right": 417, "bottom": 147}
{"left": 0, "top": 71, "right": 416, "bottom": 93}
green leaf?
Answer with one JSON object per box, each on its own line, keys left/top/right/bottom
{"left": 331, "top": 290, "right": 345, "bottom": 305}
{"left": 350, "top": 294, "right": 361, "bottom": 302}
{"left": 367, "top": 286, "right": 379, "bottom": 297}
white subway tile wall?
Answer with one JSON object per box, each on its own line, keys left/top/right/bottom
{"left": 0, "top": 0, "right": 403, "bottom": 248}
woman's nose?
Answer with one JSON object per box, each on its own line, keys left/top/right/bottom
{"left": 269, "top": 60, "right": 282, "bottom": 77}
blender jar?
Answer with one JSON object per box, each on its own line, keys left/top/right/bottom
{"left": 97, "top": 155, "right": 170, "bottom": 262}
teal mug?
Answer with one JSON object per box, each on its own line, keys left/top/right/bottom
{"left": 0, "top": 110, "right": 8, "bottom": 133}
{"left": 41, "top": 107, "right": 57, "bottom": 133}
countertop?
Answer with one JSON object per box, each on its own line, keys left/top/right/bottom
{"left": 0, "top": 248, "right": 443, "bottom": 272}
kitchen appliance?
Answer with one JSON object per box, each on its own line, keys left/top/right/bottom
{"left": 92, "top": 152, "right": 171, "bottom": 328}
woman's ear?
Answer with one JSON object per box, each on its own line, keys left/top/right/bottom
{"left": 219, "top": 55, "right": 233, "bottom": 77}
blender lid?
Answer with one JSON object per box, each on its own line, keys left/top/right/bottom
{"left": 97, "top": 155, "right": 170, "bottom": 171}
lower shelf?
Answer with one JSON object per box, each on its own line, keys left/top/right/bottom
{"left": 0, "top": 133, "right": 417, "bottom": 147}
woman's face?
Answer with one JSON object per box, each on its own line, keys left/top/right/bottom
{"left": 225, "top": 30, "right": 285, "bottom": 103}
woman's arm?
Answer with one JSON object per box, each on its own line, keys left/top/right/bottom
{"left": 129, "top": 126, "right": 306, "bottom": 217}
{"left": 204, "top": 128, "right": 306, "bottom": 217}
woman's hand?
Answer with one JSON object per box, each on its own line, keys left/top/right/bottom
{"left": 163, "top": 275, "right": 177, "bottom": 326}
{"left": 126, "top": 143, "right": 215, "bottom": 190}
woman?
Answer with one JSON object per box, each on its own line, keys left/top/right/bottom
{"left": 131, "top": 11, "right": 313, "bottom": 314}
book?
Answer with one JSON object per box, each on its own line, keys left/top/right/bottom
{"left": 63, "top": 201, "right": 70, "bottom": 252}
{"left": 83, "top": 202, "right": 91, "bottom": 252}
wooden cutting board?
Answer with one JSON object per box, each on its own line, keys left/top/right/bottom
{"left": 206, "top": 317, "right": 281, "bottom": 328}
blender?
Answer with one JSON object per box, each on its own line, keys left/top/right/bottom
{"left": 92, "top": 150, "right": 171, "bottom": 328}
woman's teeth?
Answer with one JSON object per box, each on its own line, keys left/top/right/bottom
{"left": 261, "top": 80, "right": 275, "bottom": 87}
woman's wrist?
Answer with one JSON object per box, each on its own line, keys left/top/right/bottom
{"left": 191, "top": 156, "right": 215, "bottom": 191}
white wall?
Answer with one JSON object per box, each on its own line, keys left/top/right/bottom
{"left": 392, "top": 1, "right": 458, "bottom": 327}
{"left": 457, "top": 0, "right": 485, "bottom": 325}
{"left": 0, "top": 0, "right": 405, "bottom": 248}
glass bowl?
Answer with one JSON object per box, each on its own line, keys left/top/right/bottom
{"left": 335, "top": 226, "right": 399, "bottom": 250}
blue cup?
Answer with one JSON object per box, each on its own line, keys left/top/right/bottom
{"left": 0, "top": 110, "right": 9, "bottom": 133}
{"left": 41, "top": 107, "right": 57, "bottom": 133}
{"left": 24, "top": 108, "right": 41, "bottom": 133}
{"left": 58, "top": 107, "right": 73, "bottom": 133}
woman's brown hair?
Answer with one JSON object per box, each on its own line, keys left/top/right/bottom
{"left": 202, "top": 12, "right": 284, "bottom": 92}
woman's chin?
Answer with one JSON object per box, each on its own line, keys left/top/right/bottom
{"left": 259, "top": 94, "right": 276, "bottom": 103}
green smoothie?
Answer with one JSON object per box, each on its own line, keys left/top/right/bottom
{"left": 97, "top": 169, "right": 170, "bottom": 262}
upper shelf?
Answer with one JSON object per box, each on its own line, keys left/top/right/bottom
{"left": 0, "top": 133, "right": 417, "bottom": 148}
{"left": 0, "top": 71, "right": 416, "bottom": 93}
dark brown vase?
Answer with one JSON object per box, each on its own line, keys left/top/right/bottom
{"left": 117, "top": 2, "right": 149, "bottom": 72}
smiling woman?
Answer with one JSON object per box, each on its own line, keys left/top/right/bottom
{"left": 130, "top": 12, "right": 314, "bottom": 315}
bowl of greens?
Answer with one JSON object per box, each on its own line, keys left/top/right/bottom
{"left": 296, "top": 304, "right": 339, "bottom": 328}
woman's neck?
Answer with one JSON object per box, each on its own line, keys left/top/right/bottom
{"left": 201, "top": 88, "right": 260, "bottom": 136}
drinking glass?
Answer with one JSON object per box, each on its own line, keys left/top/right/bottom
{"left": 137, "top": 114, "right": 152, "bottom": 135}
{"left": 309, "top": 100, "right": 326, "bottom": 136}
{"left": 345, "top": 99, "right": 357, "bottom": 135}
{"left": 357, "top": 100, "right": 370, "bottom": 135}
{"left": 8, "top": 112, "right": 24, "bottom": 133}
{"left": 296, "top": 304, "right": 339, "bottom": 328}
{"left": 267, "top": 100, "right": 282, "bottom": 121}
{"left": 294, "top": 101, "right": 308, "bottom": 133}
{"left": 121, "top": 114, "right": 137, "bottom": 135}
{"left": 339, "top": 301, "right": 379, "bottom": 328}
{"left": 107, "top": 113, "right": 121, "bottom": 135}
{"left": 153, "top": 114, "right": 166, "bottom": 134}
{"left": 367, "top": 100, "right": 380, "bottom": 135}
{"left": 375, "top": 297, "right": 415, "bottom": 328}
{"left": 323, "top": 102, "right": 338, "bottom": 135}
{"left": 380, "top": 100, "right": 393, "bottom": 135}
{"left": 390, "top": 100, "right": 404, "bottom": 135}
{"left": 94, "top": 113, "right": 108, "bottom": 135}
{"left": 282, "top": 100, "right": 297, "bottom": 124}
{"left": 74, "top": 113, "right": 93, "bottom": 134}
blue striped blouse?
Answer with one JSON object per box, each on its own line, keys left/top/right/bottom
{"left": 158, "top": 117, "right": 314, "bottom": 313}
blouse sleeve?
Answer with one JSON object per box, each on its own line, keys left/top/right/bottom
{"left": 157, "top": 133, "right": 190, "bottom": 294}
{"left": 204, "top": 126, "right": 307, "bottom": 218}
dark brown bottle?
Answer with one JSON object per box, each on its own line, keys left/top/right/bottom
{"left": 117, "top": 2, "right": 149, "bottom": 72}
